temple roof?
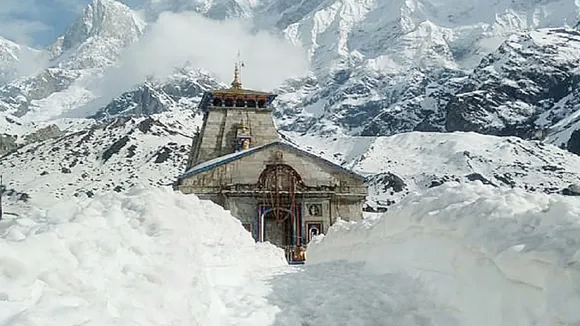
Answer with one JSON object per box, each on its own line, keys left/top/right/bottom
{"left": 209, "top": 87, "right": 275, "bottom": 96}
{"left": 198, "top": 87, "right": 277, "bottom": 111}
{"left": 198, "top": 60, "right": 278, "bottom": 109}
{"left": 177, "top": 141, "right": 366, "bottom": 181}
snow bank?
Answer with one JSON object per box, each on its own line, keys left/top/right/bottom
{"left": 0, "top": 186, "right": 286, "bottom": 325}
{"left": 307, "top": 181, "right": 580, "bottom": 326}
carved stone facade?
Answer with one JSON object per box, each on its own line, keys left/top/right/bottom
{"left": 176, "top": 64, "right": 367, "bottom": 262}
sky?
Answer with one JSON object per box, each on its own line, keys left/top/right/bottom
{"left": 0, "top": 0, "right": 143, "bottom": 46}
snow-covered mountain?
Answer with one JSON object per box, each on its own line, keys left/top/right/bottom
{"left": 269, "top": 0, "right": 580, "bottom": 141}
{"left": 0, "top": 37, "right": 47, "bottom": 84}
{"left": 0, "top": 0, "right": 144, "bottom": 124}
{"left": 49, "top": 0, "right": 145, "bottom": 69}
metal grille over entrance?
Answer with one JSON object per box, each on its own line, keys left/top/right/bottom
{"left": 257, "top": 163, "right": 305, "bottom": 263}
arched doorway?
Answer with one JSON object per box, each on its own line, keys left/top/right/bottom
{"left": 257, "top": 163, "right": 304, "bottom": 247}
{"left": 260, "top": 207, "right": 293, "bottom": 247}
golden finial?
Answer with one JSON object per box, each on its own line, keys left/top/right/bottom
{"left": 231, "top": 62, "right": 241, "bottom": 89}
{"left": 240, "top": 118, "right": 247, "bottom": 131}
{"left": 231, "top": 50, "right": 244, "bottom": 89}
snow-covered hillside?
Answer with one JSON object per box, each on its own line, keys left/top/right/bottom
{"left": 3, "top": 115, "right": 579, "bottom": 212}
{"left": 0, "top": 112, "right": 200, "bottom": 206}
{"left": 308, "top": 181, "right": 580, "bottom": 325}
{"left": 285, "top": 131, "right": 580, "bottom": 208}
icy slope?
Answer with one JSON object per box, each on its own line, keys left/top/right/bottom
{"left": 308, "top": 181, "right": 580, "bottom": 325}
{"left": 0, "top": 185, "right": 286, "bottom": 325}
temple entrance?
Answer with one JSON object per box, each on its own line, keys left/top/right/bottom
{"left": 262, "top": 208, "right": 293, "bottom": 247}
{"left": 257, "top": 163, "right": 306, "bottom": 264}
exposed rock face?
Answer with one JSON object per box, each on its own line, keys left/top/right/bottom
{"left": 91, "top": 69, "right": 221, "bottom": 121}
{"left": 567, "top": 129, "right": 580, "bottom": 155}
{"left": 445, "top": 29, "right": 580, "bottom": 139}
{"left": 0, "top": 125, "right": 63, "bottom": 156}
{"left": 0, "top": 134, "right": 17, "bottom": 156}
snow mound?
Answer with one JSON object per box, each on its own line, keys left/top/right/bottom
{"left": 307, "top": 181, "right": 580, "bottom": 326}
{"left": 0, "top": 186, "right": 286, "bottom": 325}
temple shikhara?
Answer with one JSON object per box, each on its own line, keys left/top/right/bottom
{"left": 175, "top": 61, "right": 368, "bottom": 263}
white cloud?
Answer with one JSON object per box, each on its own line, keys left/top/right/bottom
{"left": 98, "top": 11, "right": 310, "bottom": 101}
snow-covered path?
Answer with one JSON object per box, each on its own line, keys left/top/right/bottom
{"left": 261, "top": 262, "right": 458, "bottom": 326}
{"left": 215, "top": 261, "right": 458, "bottom": 326}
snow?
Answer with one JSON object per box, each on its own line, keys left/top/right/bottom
{"left": 285, "top": 131, "right": 580, "bottom": 197}
{"left": 0, "top": 113, "right": 199, "bottom": 205}
{"left": 3, "top": 0, "right": 580, "bottom": 324}
{"left": 0, "top": 185, "right": 287, "bottom": 325}
{"left": 3, "top": 126, "right": 580, "bottom": 325}
{"left": 307, "top": 181, "right": 580, "bottom": 325}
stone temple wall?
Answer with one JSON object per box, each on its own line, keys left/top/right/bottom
{"left": 190, "top": 107, "right": 279, "bottom": 167}
{"left": 179, "top": 144, "right": 366, "bottom": 199}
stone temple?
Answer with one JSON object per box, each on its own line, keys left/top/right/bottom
{"left": 175, "top": 63, "right": 368, "bottom": 263}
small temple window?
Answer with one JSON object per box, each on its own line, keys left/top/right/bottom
{"left": 235, "top": 99, "right": 245, "bottom": 107}
{"left": 257, "top": 99, "right": 266, "bottom": 108}
{"left": 212, "top": 98, "right": 222, "bottom": 106}
{"left": 246, "top": 99, "right": 256, "bottom": 108}
{"left": 224, "top": 98, "right": 234, "bottom": 107}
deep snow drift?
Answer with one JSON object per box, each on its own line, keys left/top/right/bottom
{"left": 308, "top": 181, "right": 580, "bottom": 326}
{"left": 3, "top": 181, "right": 580, "bottom": 325}
{"left": 0, "top": 186, "right": 286, "bottom": 326}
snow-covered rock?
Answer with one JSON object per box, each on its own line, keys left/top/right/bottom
{"left": 446, "top": 28, "right": 580, "bottom": 139}
{"left": 49, "top": 0, "right": 145, "bottom": 70}
{"left": 90, "top": 68, "right": 222, "bottom": 121}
